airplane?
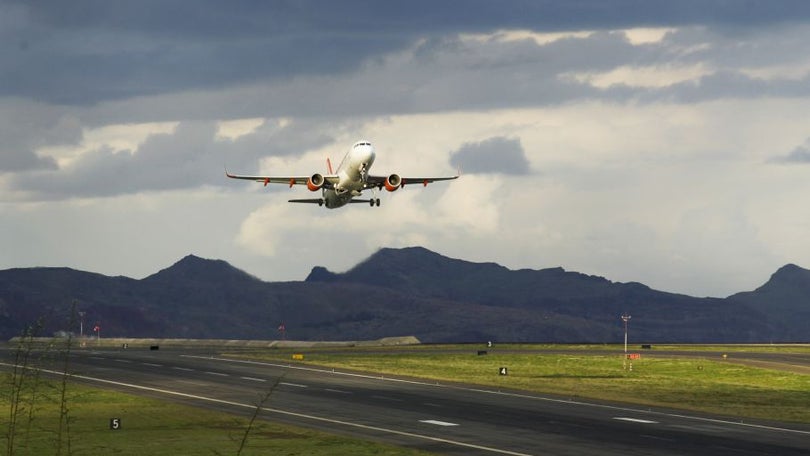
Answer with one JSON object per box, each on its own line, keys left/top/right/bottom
{"left": 226, "top": 140, "right": 459, "bottom": 208}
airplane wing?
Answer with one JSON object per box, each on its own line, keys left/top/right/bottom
{"left": 226, "top": 171, "right": 338, "bottom": 188}
{"left": 365, "top": 174, "right": 459, "bottom": 189}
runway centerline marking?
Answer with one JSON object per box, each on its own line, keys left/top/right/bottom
{"left": 420, "top": 419, "right": 459, "bottom": 427}
{"left": 241, "top": 376, "right": 266, "bottom": 382}
{"left": 205, "top": 371, "right": 228, "bottom": 377}
{"left": 614, "top": 417, "right": 658, "bottom": 424}
{"left": 172, "top": 367, "right": 193, "bottom": 372}
{"left": 325, "top": 388, "right": 352, "bottom": 394}
{"left": 372, "top": 395, "right": 404, "bottom": 402}
{"left": 280, "top": 382, "right": 307, "bottom": 388}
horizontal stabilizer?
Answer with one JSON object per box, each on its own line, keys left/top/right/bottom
{"left": 288, "top": 199, "right": 324, "bottom": 204}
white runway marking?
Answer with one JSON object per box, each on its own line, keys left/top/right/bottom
{"left": 175, "top": 380, "right": 207, "bottom": 386}
{"left": 279, "top": 382, "right": 307, "bottom": 388}
{"left": 205, "top": 371, "right": 228, "bottom": 377}
{"left": 325, "top": 388, "right": 352, "bottom": 394}
{"left": 142, "top": 363, "right": 162, "bottom": 367}
{"left": 240, "top": 376, "right": 266, "bottom": 382}
{"left": 372, "top": 395, "right": 405, "bottom": 402}
{"left": 614, "top": 417, "right": 658, "bottom": 424}
{"left": 420, "top": 419, "right": 459, "bottom": 427}
{"left": 172, "top": 366, "right": 193, "bottom": 371}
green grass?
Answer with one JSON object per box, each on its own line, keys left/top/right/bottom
{"left": 236, "top": 346, "right": 810, "bottom": 424}
{"left": 0, "top": 374, "right": 435, "bottom": 456}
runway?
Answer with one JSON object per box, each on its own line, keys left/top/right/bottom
{"left": 4, "top": 345, "right": 810, "bottom": 455}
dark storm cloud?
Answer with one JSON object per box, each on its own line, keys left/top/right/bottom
{"left": 0, "top": 151, "right": 57, "bottom": 172}
{"left": 9, "top": 118, "right": 341, "bottom": 199}
{"left": 0, "top": 103, "right": 81, "bottom": 172}
{"left": 449, "top": 137, "right": 530, "bottom": 175}
{"left": 5, "top": 0, "right": 810, "bottom": 105}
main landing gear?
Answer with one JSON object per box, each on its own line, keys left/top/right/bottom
{"left": 369, "top": 198, "right": 380, "bottom": 207}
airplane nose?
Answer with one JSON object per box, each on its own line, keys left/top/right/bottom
{"left": 363, "top": 145, "right": 376, "bottom": 164}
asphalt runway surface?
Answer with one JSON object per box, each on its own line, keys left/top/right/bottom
{"left": 3, "top": 345, "right": 810, "bottom": 455}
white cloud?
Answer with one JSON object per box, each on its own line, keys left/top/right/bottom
{"left": 622, "top": 27, "right": 676, "bottom": 45}
{"left": 235, "top": 202, "right": 290, "bottom": 256}
{"left": 460, "top": 29, "right": 595, "bottom": 46}
{"left": 566, "top": 63, "right": 712, "bottom": 89}
{"left": 461, "top": 27, "right": 675, "bottom": 48}
{"left": 216, "top": 118, "right": 266, "bottom": 141}
{"left": 38, "top": 122, "right": 179, "bottom": 168}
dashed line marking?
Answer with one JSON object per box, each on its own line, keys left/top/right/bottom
{"left": 640, "top": 434, "right": 675, "bottom": 442}
{"left": 142, "top": 363, "right": 162, "bottom": 367}
{"left": 420, "top": 419, "right": 459, "bottom": 427}
{"left": 114, "top": 359, "right": 131, "bottom": 363}
{"left": 172, "top": 367, "right": 193, "bottom": 372}
{"left": 325, "top": 388, "right": 352, "bottom": 394}
{"left": 614, "top": 417, "right": 658, "bottom": 424}
{"left": 279, "top": 382, "right": 307, "bottom": 388}
{"left": 241, "top": 376, "right": 266, "bottom": 382}
{"left": 205, "top": 371, "right": 228, "bottom": 377}
{"left": 372, "top": 395, "right": 405, "bottom": 402}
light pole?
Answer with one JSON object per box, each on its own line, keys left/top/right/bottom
{"left": 621, "top": 313, "right": 631, "bottom": 370}
{"left": 78, "top": 311, "right": 86, "bottom": 338}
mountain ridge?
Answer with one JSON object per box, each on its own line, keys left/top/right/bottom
{"left": 1, "top": 247, "right": 808, "bottom": 343}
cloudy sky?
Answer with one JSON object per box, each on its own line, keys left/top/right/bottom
{"left": 3, "top": 1, "right": 810, "bottom": 298}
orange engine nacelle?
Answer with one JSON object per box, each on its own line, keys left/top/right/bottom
{"left": 307, "top": 173, "right": 325, "bottom": 191}
{"left": 384, "top": 174, "right": 402, "bottom": 192}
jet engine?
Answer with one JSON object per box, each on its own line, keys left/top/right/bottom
{"left": 384, "top": 174, "right": 402, "bottom": 192}
{"left": 307, "top": 173, "right": 325, "bottom": 191}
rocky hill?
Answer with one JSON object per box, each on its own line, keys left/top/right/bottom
{"left": 0, "top": 248, "right": 808, "bottom": 343}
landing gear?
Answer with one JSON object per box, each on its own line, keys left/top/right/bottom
{"left": 359, "top": 163, "right": 368, "bottom": 183}
{"left": 368, "top": 198, "right": 380, "bottom": 207}
{"left": 318, "top": 199, "right": 324, "bottom": 207}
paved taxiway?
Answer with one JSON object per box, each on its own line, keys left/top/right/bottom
{"left": 4, "top": 346, "right": 810, "bottom": 455}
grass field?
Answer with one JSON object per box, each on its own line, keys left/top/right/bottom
{"left": 234, "top": 344, "right": 810, "bottom": 424}
{"left": 0, "top": 374, "right": 435, "bottom": 456}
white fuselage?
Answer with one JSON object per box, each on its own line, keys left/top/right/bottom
{"left": 323, "top": 141, "right": 376, "bottom": 208}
